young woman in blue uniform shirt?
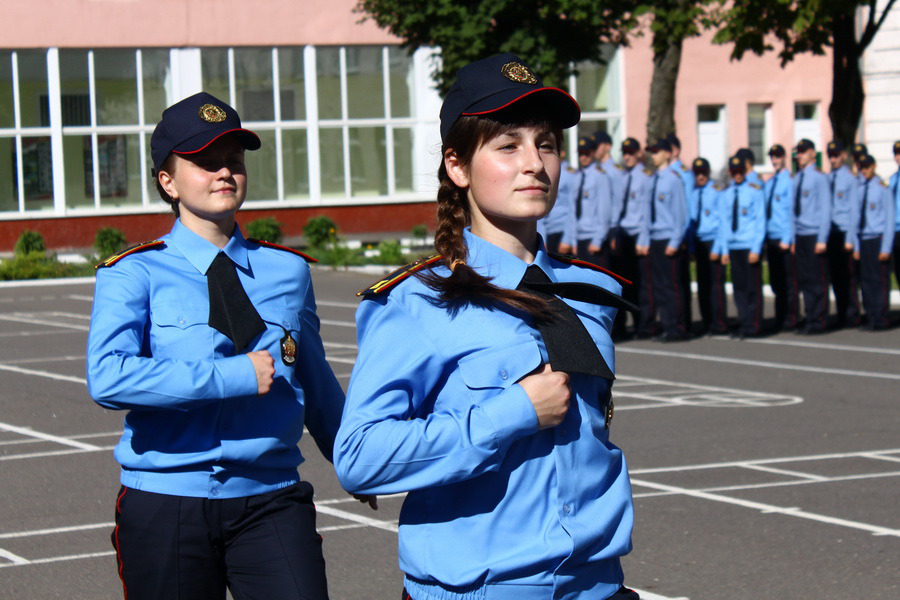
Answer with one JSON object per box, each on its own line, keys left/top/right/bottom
{"left": 334, "top": 54, "right": 639, "bottom": 600}
{"left": 86, "top": 92, "right": 352, "bottom": 600}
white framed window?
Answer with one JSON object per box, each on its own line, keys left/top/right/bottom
{"left": 747, "top": 103, "right": 772, "bottom": 169}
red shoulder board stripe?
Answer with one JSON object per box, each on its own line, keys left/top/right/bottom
{"left": 248, "top": 238, "right": 318, "bottom": 263}
{"left": 95, "top": 240, "right": 165, "bottom": 269}
{"left": 357, "top": 254, "right": 442, "bottom": 297}
{"left": 548, "top": 252, "right": 632, "bottom": 286}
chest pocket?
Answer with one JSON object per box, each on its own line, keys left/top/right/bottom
{"left": 457, "top": 337, "right": 542, "bottom": 391}
{"left": 149, "top": 303, "right": 212, "bottom": 358}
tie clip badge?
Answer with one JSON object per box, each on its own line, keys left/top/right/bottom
{"left": 280, "top": 329, "right": 297, "bottom": 365}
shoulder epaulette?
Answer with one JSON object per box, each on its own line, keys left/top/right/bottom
{"left": 643, "top": 168, "right": 654, "bottom": 176}
{"left": 713, "top": 183, "right": 725, "bottom": 191}
{"left": 357, "top": 254, "right": 443, "bottom": 297}
{"left": 879, "top": 178, "right": 888, "bottom": 187}
{"left": 566, "top": 165, "right": 577, "bottom": 174}
{"left": 595, "top": 165, "right": 606, "bottom": 174}
{"left": 615, "top": 163, "right": 624, "bottom": 171}
{"left": 548, "top": 252, "right": 632, "bottom": 286}
{"left": 681, "top": 164, "right": 689, "bottom": 172}
{"left": 95, "top": 240, "right": 165, "bottom": 269}
{"left": 248, "top": 238, "right": 317, "bottom": 263}
{"left": 749, "top": 183, "right": 761, "bottom": 190}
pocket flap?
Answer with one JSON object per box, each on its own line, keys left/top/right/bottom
{"left": 458, "top": 337, "right": 542, "bottom": 390}
{"left": 150, "top": 304, "right": 209, "bottom": 329}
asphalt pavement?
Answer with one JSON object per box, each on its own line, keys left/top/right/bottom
{"left": 0, "top": 269, "right": 897, "bottom": 599}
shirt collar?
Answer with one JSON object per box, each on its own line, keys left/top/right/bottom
{"left": 463, "top": 228, "right": 556, "bottom": 289}
{"left": 169, "top": 219, "right": 251, "bottom": 275}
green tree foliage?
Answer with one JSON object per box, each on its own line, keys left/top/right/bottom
{"left": 712, "top": 0, "right": 897, "bottom": 144}
{"left": 356, "top": 0, "right": 640, "bottom": 93}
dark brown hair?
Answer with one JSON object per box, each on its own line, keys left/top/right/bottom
{"left": 417, "top": 114, "right": 561, "bottom": 319}
{"left": 154, "top": 154, "right": 180, "bottom": 217}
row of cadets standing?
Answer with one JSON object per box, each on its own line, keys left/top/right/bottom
{"left": 892, "top": 142, "right": 900, "bottom": 296}
{"left": 762, "top": 144, "right": 799, "bottom": 332}
{"left": 826, "top": 141, "right": 863, "bottom": 328}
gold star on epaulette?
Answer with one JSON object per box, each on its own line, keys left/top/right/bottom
{"left": 248, "top": 238, "right": 318, "bottom": 263}
{"left": 357, "top": 255, "right": 443, "bottom": 297}
{"left": 95, "top": 240, "right": 165, "bottom": 269}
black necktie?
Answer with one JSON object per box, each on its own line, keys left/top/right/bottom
{"left": 766, "top": 168, "right": 779, "bottom": 220}
{"left": 517, "top": 265, "right": 637, "bottom": 380}
{"left": 618, "top": 172, "right": 632, "bottom": 222}
{"left": 696, "top": 186, "right": 704, "bottom": 232}
{"left": 575, "top": 171, "right": 586, "bottom": 219}
{"left": 650, "top": 174, "right": 659, "bottom": 223}
{"left": 732, "top": 187, "right": 739, "bottom": 232}
{"left": 859, "top": 180, "right": 868, "bottom": 232}
{"left": 795, "top": 171, "right": 805, "bottom": 217}
{"left": 830, "top": 172, "right": 836, "bottom": 196}
{"left": 207, "top": 252, "right": 266, "bottom": 353}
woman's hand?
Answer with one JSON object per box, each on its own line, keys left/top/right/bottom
{"left": 518, "top": 363, "right": 571, "bottom": 429}
{"left": 247, "top": 350, "right": 275, "bottom": 395}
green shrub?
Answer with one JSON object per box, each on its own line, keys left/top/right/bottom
{"left": 0, "top": 253, "right": 92, "bottom": 280}
{"left": 245, "top": 217, "right": 284, "bottom": 243}
{"left": 376, "top": 240, "right": 405, "bottom": 265}
{"left": 14, "top": 230, "right": 46, "bottom": 256}
{"left": 94, "top": 227, "right": 127, "bottom": 259}
{"left": 411, "top": 224, "right": 428, "bottom": 240}
{"left": 303, "top": 216, "right": 338, "bottom": 249}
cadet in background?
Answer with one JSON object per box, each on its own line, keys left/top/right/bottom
{"left": 689, "top": 157, "right": 729, "bottom": 336}
{"left": 826, "top": 140, "right": 862, "bottom": 328}
{"left": 763, "top": 144, "right": 799, "bottom": 332}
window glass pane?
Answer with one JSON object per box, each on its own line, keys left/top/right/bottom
{"left": 201, "top": 48, "right": 230, "bottom": 104}
{"left": 319, "top": 127, "right": 345, "bottom": 196}
{"left": 244, "top": 129, "right": 276, "bottom": 202}
{"left": 747, "top": 104, "right": 768, "bottom": 166}
{"left": 795, "top": 102, "right": 817, "bottom": 120}
{"left": 346, "top": 47, "right": 385, "bottom": 119}
{"left": 388, "top": 47, "right": 412, "bottom": 118}
{"left": 282, "top": 128, "right": 309, "bottom": 199}
{"left": 234, "top": 48, "right": 273, "bottom": 121}
{"left": 18, "top": 50, "right": 48, "bottom": 128}
{"left": 316, "top": 47, "right": 342, "bottom": 120}
{"left": 578, "top": 119, "right": 608, "bottom": 141}
{"left": 349, "top": 126, "right": 386, "bottom": 196}
{"left": 95, "top": 49, "right": 138, "bottom": 125}
{"left": 64, "top": 135, "right": 93, "bottom": 208}
{"left": 142, "top": 49, "right": 171, "bottom": 124}
{"left": 698, "top": 105, "right": 722, "bottom": 123}
{"left": 0, "top": 52, "right": 13, "bottom": 128}
{"left": 278, "top": 48, "right": 306, "bottom": 121}
{"left": 1, "top": 138, "right": 17, "bottom": 210}
{"left": 90, "top": 134, "right": 142, "bottom": 207}
{"left": 575, "top": 60, "right": 609, "bottom": 113}
{"left": 58, "top": 51, "right": 91, "bottom": 127}
{"left": 18, "top": 136, "right": 54, "bottom": 211}
{"left": 392, "top": 127, "right": 413, "bottom": 193}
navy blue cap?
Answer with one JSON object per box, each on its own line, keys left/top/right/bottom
{"left": 665, "top": 133, "right": 681, "bottom": 149}
{"left": 621, "top": 137, "right": 640, "bottom": 154}
{"left": 692, "top": 157, "right": 710, "bottom": 173}
{"left": 647, "top": 138, "right": 671, "bottom": 153}
{"left": 857, "top": 153, "right": 875, "bottom": 167}
{"left": 592, "top": 130, "right": 612, "bottom": 145}
{"left": 439, "top": 53, "right": 580, "bottom": 142}
{"left": 851, "top": 142, "right": 868, "bottom": 157}
{"left": 826, "top": 140, "right": 844, "bottom": 155}
{"left": 736, "top": 147, "right": 755, "bottom": 163}
{"left": 728, "top": 155, "right": 746, "bottom": 172}
{"left": 577, "top": 135, "right": 597, "bottom": 154}
{"left": 768, "top": 144, "right": 786, "bottom": 157}
{"left": 151, "top": 92, "right": 260, "bottom": 172}
{"left": 894, "top": 141, "right": 900, "bottom": 155}
{"left": 795, "top": 139, "right": 816, "bottom": 153}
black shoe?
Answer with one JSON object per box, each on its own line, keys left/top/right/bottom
{"left": 655, "top": 332, "right": 690, "bottom": 343}
{"left": 796, "top": 325, "right": 827, "bottom": 335}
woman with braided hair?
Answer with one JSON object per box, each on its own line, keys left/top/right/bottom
{"left": 335, "top": 53, "right": 640, "bottom": 600}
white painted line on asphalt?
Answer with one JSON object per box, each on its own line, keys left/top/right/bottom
{"left": 0, "top": 550, "right": 115, "bottom": 568}
{"left": 0, "top": 547, "right": 29, "bottom": 565}
{"left": 0, "top": 522, "right": 113, "bottom": 540}
{"left": 630, "top": 477, "right": 900, "bottom": 537}
{"left": 737, "top": 337, "right": 900, "bottom": 356}
{"left": 65, "top": 294, "right": 94, "bottom": 301}
{"left": 0, "top": 446, "right": 114, "bottom": 462}
{"left": 613, "top": 375, "right": 802, "bottom": 409}
{"left": 741, "top": 464, "right": 829, "bottom": 481}
{"left": 0, "top": 276, "right": 95, "bottom": 289}
{"left": 2, "top": 354, "right": 85, "bottom": 365}
{"left": 0, "top": 313, "right": 89, "bottom": 331}
{"left": 0, "top": 422, "right": 99, "bottom": 450}
{"left": 319, "top": 318, "right": 356, "bottom": 328}
{"left": 314, "top": 504, "right": 399, "bottom": 533}
{"left": 630, "top": 589, "right": 689, "bottom": 600}
{"left": 631, "top": 448, "right": 900, "bottom": 475}
{"left": 0, "top": 363, "right": 87, "bottom": 384}
{"left": 317, "top": 300, "right": 362, "bottom": 309}
{"left": 616, "top": 346, "right": 900, "bottom": 381}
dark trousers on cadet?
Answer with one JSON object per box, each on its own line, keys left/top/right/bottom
{"left": 611, "top": 230, "right": 642, "bottom": 335}
{"left": 695, "top": 240, "right": 729, "bottom": 334}
{"left": 827, "top": 226, "right": 861, "bottom": 327}
{"left": 795, "top": 234, "right": 831, "bottom": 333}
{"left": 678, "top": 243, "right": 693, "bottom": 331}
{"left": 577, "top": 238, "right": 610, "bottom": 269}
{"left": 893, "top": 231, "right": 900, "bottom": 290}
{"left": 111, "top": 482, "right": 328, "bottom": 600}
{"left": 649, "top": 239, "right": 688, "bottom": 337}
{"left": 729, "top": 249, "right": 763, "bottom": 336}
{"left": 765, "top": 239, "right": 800, "bottom": 331}
{"left": 858, "top": 237, "right": 891, "bottom": 329}
{"left": 545, "top": 232, "right": 564, "bottom": 255}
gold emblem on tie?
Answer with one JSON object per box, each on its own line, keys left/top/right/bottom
{"left": 198, "top": 103, "right": 227, "bottom": 123}
{"left": 280, "top": 331, "right": 297, "bottom": 365}
{"left": 501, "top": 62, "right": 538, "bottom": 85}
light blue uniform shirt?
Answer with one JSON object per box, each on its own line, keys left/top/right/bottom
{"left": 539, "top": 161, "right": 576, "bottom": 239}
{"left": 848, "top": 176, "right": 895, "bottom": 255}
{"left": 645, "top": 164, "right": 687, "bottom": 249}
{"left": 601, "top": 157, "right": 626, "bottom": 232}
{"left": 86, "top": 220, "right": 344, "bottom": 499}
{"left": 670, "top": 158, "right": 695, "bottom": 197}
{"left": 829, "top": 165, "right": 859, "bottom": 232}
{"left": 891, "top": 169, "right": 900, "bottom": 231}
{"left": 566, "top": 162, "right": 612, "bottom": 248}
{"left": 722, "top": 180, "right": 767, "bottom": 256}
{"left": 793, "top": 163, "right": 832, "bottom": 243}
{"left": 690, "top": 182, "right": 726, "bottom": 256}
{"left": 764, "top": 168, "right": 795, "bottom": 245}
{"left": 335, "top": 229, "right": 634, "bottom": 600}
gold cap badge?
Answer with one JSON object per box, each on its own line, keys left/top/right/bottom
{"left": 198, "top": 103, "right": 227, "bottom": 123}
{"left": 501, "top": 62, "right": 538, "bottom": 85}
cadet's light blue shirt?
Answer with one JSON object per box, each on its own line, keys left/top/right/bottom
{"left": 848, "top": 176, "right": 895, "bottom": 255}
{"left": 722, "top": 180, "right": 767, "bottom": 256}
{"left": 601, "top": 157, "right": 626, "bottom": 231}
{"left": 764, "top": 168, "right": 795, "bottom": 245}
{"left": 539, "top": 160, "right": 576, "bottom": 238}
{"left": 829, "top": 165, "right": 859, "bottom": 232}
{"left": 567, "top": 162, "right": 612, "bottom": 248}
{"left": 86, "top": 220, "right": 344, "bottom": 499}
{"left": 690, "top": 182, "right": 726, "bottom": 255}
{"left": 645, "top": 164, "right": 687, "bottom": 249}
{"left": 335, "top": 229, "right": 634, "bottom": 600}
{"left": 891, "top": 169, "right": 900, "bottom": 231}
{"left": 793, "top": 163, "right": 832, "bottom": 243}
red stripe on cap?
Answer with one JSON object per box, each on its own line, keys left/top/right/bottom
{"left": 461, "top": 87, "right": 580, "bottom": 120}
{"left": 171, "top": 128, "right": 261, "bottom": 155}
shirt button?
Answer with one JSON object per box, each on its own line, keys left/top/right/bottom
{"left": 210, "top": 488, "right": 219, "bottom": 497}
{"left": 283, "top": 320, "right": 290, "bottom": 328}
{"left": 499, "top": 369, "right": 509, "bottom": 380}
{"left": 562, "top": 504, "right": 571, "bottom": 515}
{"left": 177, "top": 316, "right": 185, "bottom": 325}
